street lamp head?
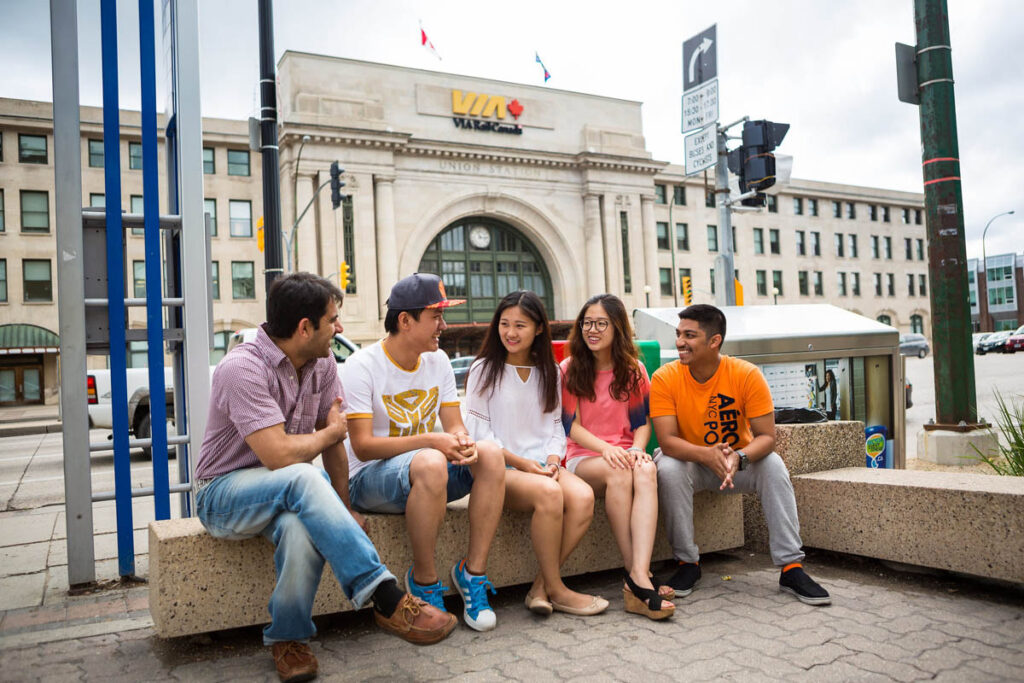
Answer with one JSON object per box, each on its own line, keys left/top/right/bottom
{"left": 643, "top": 285, "right": 652, "bottom": 293}
{"left": 301, "top": 134, "right": 311, "bottom": 143}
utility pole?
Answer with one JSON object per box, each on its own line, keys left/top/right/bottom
{"left": 713, "top": 128, "right": 736, "bottom": 306}
{"left": 258, "top": 0, "right": 283, "bottom": 312}
{"left": 913, "top": 0, "right": 977, "bottom": 426}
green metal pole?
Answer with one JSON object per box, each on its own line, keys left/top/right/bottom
{"left": 914, "top": 0, "right": 977, "bottom": 425}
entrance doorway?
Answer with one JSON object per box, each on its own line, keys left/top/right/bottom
{"left": 0, "top": 360, "right": 44, "bottom": 405}
{"left": 417, "top": 218, "right": 554, "bottom": 324}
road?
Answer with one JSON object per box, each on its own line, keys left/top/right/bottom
{"left": 904, "top": 350, "right": 1024, "bottom": 458}
{"left": 0, "top": 429, "right": 185, "bottom": 513}
{"left": 2, "top": 351, "right": 1021, "bottom": 514}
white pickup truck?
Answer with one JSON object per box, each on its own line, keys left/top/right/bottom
{"left": 87, "top": 328, "right": 359, "bottom": 455}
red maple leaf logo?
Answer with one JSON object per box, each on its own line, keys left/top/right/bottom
{"left": 508, "top": 99, "right": 524, "bottom": 119}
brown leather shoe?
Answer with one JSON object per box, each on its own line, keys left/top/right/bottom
{"left": 271, "top": 641, "right": 318, "bottom": 682}
{"left": 374, "top": 593, "right": 457, "bottom": 645}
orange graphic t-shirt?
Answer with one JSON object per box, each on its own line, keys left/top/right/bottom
{"left": 649, "top": 355, "right": 773, "bottom": 450}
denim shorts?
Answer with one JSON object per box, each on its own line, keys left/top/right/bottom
{"left": 349, "top": 448, "right": 475, "bottom": 514}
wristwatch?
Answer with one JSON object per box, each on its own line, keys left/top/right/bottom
{"left": 736, "top": 450, "right": 749, "bottom": 471}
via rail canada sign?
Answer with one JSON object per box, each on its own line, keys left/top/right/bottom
{"left": 451, "top": 90, "right": 524, "bottom": 135}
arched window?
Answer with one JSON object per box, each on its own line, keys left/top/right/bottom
{"left": 877, "top": 314, "right": 892, "bottom": 326}
{"left": 910, "top": 314, "right": 924, "bottom": 334}
{"left": 417, "top": 218, "right": 554, "bottom": 323}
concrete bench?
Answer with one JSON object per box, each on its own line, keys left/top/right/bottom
{"left": 150, "top": 492, "right": 741, "bottom": 637}
{"left": 743, "top": 421, "right": 866, "bottom": 552}
{"left": 794, "top": 467, "right": 1024, "bottom": 584}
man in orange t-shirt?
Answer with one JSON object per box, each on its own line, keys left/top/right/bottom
{"left": 650, "top": 304, "right": 830, "bottom": 606}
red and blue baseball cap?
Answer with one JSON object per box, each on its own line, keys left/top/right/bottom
{"left": 386, "top": 273, "right": 466, "bottom": 310}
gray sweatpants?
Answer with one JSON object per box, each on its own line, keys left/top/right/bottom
{"left": 654, "top": 450, "right": 805, "bottom": 566}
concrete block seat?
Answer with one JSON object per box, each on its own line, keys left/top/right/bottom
{"left": 794, "top": 467, "right": 1024, "bottom": 584}
{"left": 743, "top": 421, "right": 867, "bottom": 552}
{"left": 150, "top": 491, "right": 742, "bottom": 637}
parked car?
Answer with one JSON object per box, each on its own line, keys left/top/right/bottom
{"left": 899, "top": 333, "right": 930, "bottom": 358}
{"left": 1005, "top": 331, "right": 1024, "bottom": 353}
{"left": 976, "top": 330, "right": 1012, "bottom": 355}
{"left": 971, "top": 332, "right": 991, "bottom": 353}
{"left": 450, "top": 356, "right": 474, "bottom": 391}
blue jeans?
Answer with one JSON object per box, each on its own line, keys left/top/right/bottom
{"left": 196, "top": 463, "right": 395, "bottom": 645}
{"left": 349, "top": 448, "right": 475, "bottom": 513}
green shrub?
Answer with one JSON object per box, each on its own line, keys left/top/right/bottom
{"left": 972, "top": 390, "right": 1024, "bottom": 476}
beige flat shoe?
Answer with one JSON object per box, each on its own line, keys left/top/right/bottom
{"left": 550, "top": 595, "right": 609, "bottom": 616}
{"left": 524, "top": 591, "right": 553, "bottom": 615}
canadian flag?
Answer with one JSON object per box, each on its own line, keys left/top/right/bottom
{"left": 419, "top": 21, "right": 441, "bottom": 60}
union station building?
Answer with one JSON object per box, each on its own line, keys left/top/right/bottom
{"left": 0, "top": 54, "right": 933, "bottom": 404}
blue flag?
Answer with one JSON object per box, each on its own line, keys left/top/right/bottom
{"left": 535, "top": 52, "right": 551, "bottom": 82}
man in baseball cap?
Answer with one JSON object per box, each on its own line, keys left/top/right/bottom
{"left": 385, "top": 272, "right": 466, "bottom": 310}
{"left": 341, "top": 273, "right": 506, "bottom": 632}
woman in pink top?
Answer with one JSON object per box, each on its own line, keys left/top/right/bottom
{"left": 560, "top": 294, "right": 674, "bottom": 620}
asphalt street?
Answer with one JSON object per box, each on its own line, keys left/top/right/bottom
{"left": 904, "top": 350, "right": 1024, "bottom": 456}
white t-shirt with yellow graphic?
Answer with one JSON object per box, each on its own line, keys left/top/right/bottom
{"left": 342, "top": 340, "right": 460, "bottom": 478}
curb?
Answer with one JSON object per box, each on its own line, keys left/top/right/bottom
{"left": 0, "top": 423, "right": 63, "bottom": 437}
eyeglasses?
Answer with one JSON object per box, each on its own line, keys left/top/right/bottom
{"left": 580, "top": 319, "right": 610, "bottom": 332}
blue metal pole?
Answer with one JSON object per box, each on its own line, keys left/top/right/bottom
{"left": 139, "top": 0, "right": 170, "bottom": 520}
{"left": 100, "top": 0, "right": 135, "bottom": 576}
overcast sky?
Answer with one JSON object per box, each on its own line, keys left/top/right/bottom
{"left": 2, "top": 0, "right": 1021, "bottom": 257}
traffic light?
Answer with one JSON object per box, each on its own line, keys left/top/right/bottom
{"left": 330, "top": 161, "right": 345, "bottom": 209}
{"left": 682, "top": 276, "right": 693, "bottom": 305}
{"left": 339, "top": 261, "right": 350, "bottom": 290}
{"left": 257, "top": 227, "right": 265, "bottom": 252}
{"left": 728, "top": 120, "right": 789, "bottom": 206}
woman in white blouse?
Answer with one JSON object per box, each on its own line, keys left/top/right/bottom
{"left": 464, "top": 291, "right": 608, "bottom": 616}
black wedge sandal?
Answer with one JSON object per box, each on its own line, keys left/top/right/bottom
{"left": 623, "top": 571, "right": 675, "bottom": 620}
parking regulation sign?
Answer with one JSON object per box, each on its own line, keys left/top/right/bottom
{"left": 681, "top": 78, "right": 718, "bottom": 133}
{"left": 684, "top": 124, "right": 716, "bottom": 176}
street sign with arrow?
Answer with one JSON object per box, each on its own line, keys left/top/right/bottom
{"left": 682, "top": 24, "right": 717, "bottom": 91}
{"left": 681, "top": 24, "right": 719, "bottom": 136}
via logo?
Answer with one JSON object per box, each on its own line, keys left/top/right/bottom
{"left": 451, "top": 90, "right": 525, "bottom": 120}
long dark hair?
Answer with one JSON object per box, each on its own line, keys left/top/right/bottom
{"left": 565, "top": 293, "right": 642, "bottom": 402}
{"left": 470, "top": 291, "right": 559, "bottom": 414}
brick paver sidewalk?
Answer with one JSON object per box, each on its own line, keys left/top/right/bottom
{"left": 1, "top": 550, "right": 1022, "bottom": 681}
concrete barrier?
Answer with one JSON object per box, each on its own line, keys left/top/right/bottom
{"left": 794, "top": 467, "right": 1024, "bottom": 584}
{"left": 150, "top": 491, "right": 742, "bottom": 637}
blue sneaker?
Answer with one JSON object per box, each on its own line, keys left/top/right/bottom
{"left": 451, "top": 559, "right": 497, "bottom": 631}
{"left": 404, "top": 566, "right": 449, "bottom": 612}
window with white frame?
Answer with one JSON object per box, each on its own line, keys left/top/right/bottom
{"left": 229, "top": 200, "right": 252, "bottom": 237}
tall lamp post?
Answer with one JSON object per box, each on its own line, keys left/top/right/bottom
{"left": 289, "top": 134, "right": 311, "bottom": 272}
{"left": 772, "top": 286, "right": 779, "bottom": 305}
{"left": 980, "top": 209, "right": 1015, "bottom": 331}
